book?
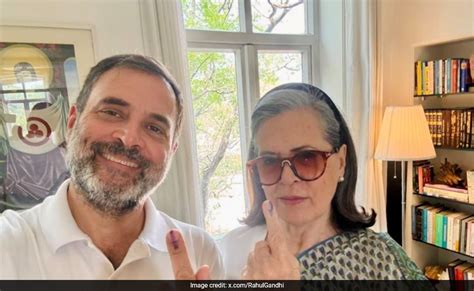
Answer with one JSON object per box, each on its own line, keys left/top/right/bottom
{"left": 460, "top": 59, "right": 471, "bottom": 92}
{"left": 413, "top": 160, "right": 432, "bottom": 194}
{"left": 414, "top": 61, "right": 419, "bottom": 95}
{"left": 413, "top": 203, "right": 428, "bottom": 240}
{"left": 430, "top": 206, "right": 445, "bottom": 244}
{"left": 427, "top": 60, "right": 434, "bottom": 95}
{"left": 446, "top": 212, "right": 455, "bottom": 249}
{"left": 454, "top": 213, "right": 472, "bottom": 251}
{"left": 467, "top": 170, "right": 474, "bottom": 203}
{"left": 460, "top": 216, "right": 474, "bottom": 253}
{"left": 467, "top": 220, "right": 474, "bottom": 256}
{"left": 452, "top": 59, "right": 458, "bottom": 93}
{"left": 455, "top": 262, "right": 473, "bottom": 280}
{"left": 423, "top": 184, "right": 469, "bottom": 202}
{"left": 464, "top": 266, "right": 474, "bottom": 280}
{"left": 448, "top": 259, "right": 466, "bottom": 291}
{"left": 448, "top": 259, "right": 465, "bottom": 280}
{"left": 422, "top": 205, "right": 437, "bottom": 242}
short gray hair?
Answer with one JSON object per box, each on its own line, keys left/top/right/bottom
{"left": 250, "top": 88, "right": 342, "bottom": 156}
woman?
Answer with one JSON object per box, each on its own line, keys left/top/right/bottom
{"left": 219, "top": 83, "right": 425, "bottom": 280}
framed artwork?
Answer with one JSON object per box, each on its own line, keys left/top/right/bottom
{"left": 0, "top": 24, "right": 95, "bottom": 211}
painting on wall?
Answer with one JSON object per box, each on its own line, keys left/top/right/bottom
{"left": 0, "top": 25, "right": 95, "bottom": 211}
{"left": 0, "top": 42, "right": 77, "bottom": 211}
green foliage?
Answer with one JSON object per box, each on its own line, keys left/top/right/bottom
{"left": 181, "top": 0, "right": 239, "bottom": 31}
{"left": 183, "top": 0, "right": 305, "bottom": 236}
{"left": 188, "top": 51, "right": 241, "bottom": 184}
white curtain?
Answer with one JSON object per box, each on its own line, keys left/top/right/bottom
{"left": 342, "top": 0, "right": 386, "bottom": 232}
{"left": 138, "top": 0, "right": 203, "bottom": 227}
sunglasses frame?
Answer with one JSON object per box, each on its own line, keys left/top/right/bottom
{"left": 247, "top": 149, "right": 338, "bottom": 186}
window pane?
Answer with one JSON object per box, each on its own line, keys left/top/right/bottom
{"left": 258, "top": 51, "right": 303, "bottom": 96}
{"left": 6, "top": 103, "right": 27, "bottom": 130}
{"left": 181, "top": 0, "right": 240, "bottom": 32}
{"left": 23, "top": 80, "right": 47, "bottom": 90}
{"left": 252, "top": 0, "right": 306, "bottom": 34}
{"left": 25, "top": 92, "right": 47, "bottom": 101}
{"left": 3, "top": 93, "right": 25, "bottom": 101}
{"left": 188, "top": 51, "right": 246, "bottom": 237}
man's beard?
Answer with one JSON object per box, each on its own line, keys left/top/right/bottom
{"left": 65, "top": 123, "right": 169, "bottom": 217}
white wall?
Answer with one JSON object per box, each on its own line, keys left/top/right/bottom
{"left": 379, "top": 0, "right": 473, "bottom": 108}
{"left": 0, "top": 0, "right": 146, "bottom": 62}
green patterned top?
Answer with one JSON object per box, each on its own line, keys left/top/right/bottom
{"left": 297, "top": 228, "right": 426, "bottom": 280}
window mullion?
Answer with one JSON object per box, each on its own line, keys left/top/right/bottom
{"left": 237, "top": 44, "right": 259, "bottom": 211}
{"left": 240, "top": 0, "right": 253, "bottom": 33}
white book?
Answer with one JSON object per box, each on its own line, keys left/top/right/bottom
{"left": 467, "top": 170, "right": 474, "bottom": 203}
{"left": 446, "top": 212, "right": 460, "bottom": 250}
{"left": 453, "top": 213, "right": 471, "bottom": 251}
{"left": 469, "top": 221, "right": 474, "bottom": 256}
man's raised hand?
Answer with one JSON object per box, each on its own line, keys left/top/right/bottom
{"left": 166, "top": 229, "right": 210, "bottom": 280}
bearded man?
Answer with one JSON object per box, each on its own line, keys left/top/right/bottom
{"left": 0, "top": 54, "right": 223, "bottom": 279}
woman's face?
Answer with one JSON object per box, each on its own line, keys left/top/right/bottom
{"left": 255, "top": 108, "right": 347, "bottom": 226}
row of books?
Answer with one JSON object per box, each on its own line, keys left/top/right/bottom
{"left": 411, "top": 203, "right": 474, "bottom": 256}
{"left": 413, "top": 160, "right": 434, "bottom": 194}
{"left": 425, "top": 109, "right": 474, "bottom": 148}
{"left": 414, "top": 58, "right": 472, "bottom": 96}
{"left": 447, "top": 259, "right": 474, "bottom": 281}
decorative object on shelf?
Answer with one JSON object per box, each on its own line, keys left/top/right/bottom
{"left": 424, "top": 265, "right": 445, "bottom": 281}
{"left": 436, "top": 158, "right": 466, "bottom": 188}
{"left": 375, "top": 105, "right": 436, "bottom": 247}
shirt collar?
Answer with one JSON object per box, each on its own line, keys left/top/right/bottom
{"left": 139, "top": 198, "right": 169, "bottom": 253}
{"left": 40, "top": 179, "right": 90, "bottom": 253}
{"left": 40, "top": 179, "right": 170, "bottom": 253}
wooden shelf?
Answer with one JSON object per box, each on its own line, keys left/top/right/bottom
{"left": 413, "top": 193, "right": 474, "bottom": 207}
{"left": 434, "top": 146, "right": 474, "bottom": 152}
{"left": 414, "top": 91, "right": 474, "bottom": 98}
{"left": 413, "top": 239, "right": 474, "bottom": 260}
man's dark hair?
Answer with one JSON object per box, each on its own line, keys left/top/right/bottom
{"left": 76, "top": 54, "right": 183, "bottom": 140}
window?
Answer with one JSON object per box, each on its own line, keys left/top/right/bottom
{"left": 182, "top": 0, "right": 317, "bottom": 237}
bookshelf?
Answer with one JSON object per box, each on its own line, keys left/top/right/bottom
{"left": 413, "top": 193, "right": 474, "bottom": 207}
{"left": 406, "top": 36, "right": 474, "bottom": 272}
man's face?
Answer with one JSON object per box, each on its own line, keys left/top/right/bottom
{"left": 65, "top": 67, "right": 178, "bottom": 216}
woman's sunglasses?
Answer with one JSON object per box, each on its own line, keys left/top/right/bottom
{"left": 247, "top": 149, "right": 338, "bottom": 186}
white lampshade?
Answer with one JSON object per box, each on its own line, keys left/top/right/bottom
{"left": 375, "top": 105, "right": 436, "bottom": 161}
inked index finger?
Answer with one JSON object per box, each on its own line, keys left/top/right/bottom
{"left": 166, "top": 229, "right": 195, "bottom": 280}
{"left": 262, "top": 200, "right": 287, "bottom": 254}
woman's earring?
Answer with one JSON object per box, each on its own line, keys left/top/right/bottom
{"left": 338, "top": 176, "right": 345, "bottom": 182}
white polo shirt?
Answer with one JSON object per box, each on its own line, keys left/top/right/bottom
{"left": 0, "top": 179, "right": 224, "bottom": 279}
{"left": 219, "top": 225, "right": 266, "bottom": 279}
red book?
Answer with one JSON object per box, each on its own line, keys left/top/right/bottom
{"left": 455, "top": 262, "right": 473, "bottom": 280}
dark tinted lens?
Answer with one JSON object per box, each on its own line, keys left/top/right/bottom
{"left": 293, "top": 150, "right": 324, "bottom": 180}
{"left": 255, "top": 156, "right": 281, "bottom": 185}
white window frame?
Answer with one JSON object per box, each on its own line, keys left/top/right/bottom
{"left": 185, "top": 0, "right": 319, "bottom": 212}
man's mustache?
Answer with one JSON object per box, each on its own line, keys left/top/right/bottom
{"left": 90, "top": 142, "right": 151, "bottom": 169}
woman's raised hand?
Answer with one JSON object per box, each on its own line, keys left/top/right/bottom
{"left": 242, "top": 200, "right": 300, "bottom": 280}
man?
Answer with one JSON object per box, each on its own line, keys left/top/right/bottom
{"left": 0, "top": 54, "right": 223, "bottom": 279}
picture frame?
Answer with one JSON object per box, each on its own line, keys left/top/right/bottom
{"left": 0, "top": 24, "right": 95, "bottom": 211}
